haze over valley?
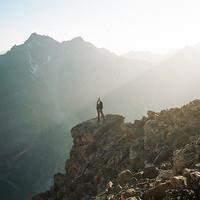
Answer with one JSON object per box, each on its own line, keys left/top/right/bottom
{"left": 0, "top": 33, "right": 151, "bottom": 199}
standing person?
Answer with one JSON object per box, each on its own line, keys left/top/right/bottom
{"left": 96, "top": 98, "right": 105, "bottom": 122}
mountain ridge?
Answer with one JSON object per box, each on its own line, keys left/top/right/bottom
{"left": 2, "top": 33, "right": 200, "bottom": 199}
{"left": 0, "top": 33, "right": 151, "bottom": 200}
{"left": 104, "top": 41, "right": 200, "bottom": 121}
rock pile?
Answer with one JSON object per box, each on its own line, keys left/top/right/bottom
{"left": 32, "top": 100, "right": 200, "bottom": 200}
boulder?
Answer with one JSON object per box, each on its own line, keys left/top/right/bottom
{"left": 142, "top": 166, "right": 159, "bottom": 179}
{"left": 54, "top": 173, "right": 65, "bottom": 189}
{"left": 116, "top": 170, "right": 134, "bottom": 186}
{"left": 142, "top": 181, "right": 172, "bottom": 199}
{"left": 173, "top": 143, "right": 199, "bottom": 173}
{"left": 157, "top": 169, "right": 174, "bottom": 180}
{"left": 170, "top": 176, "right": 187, "bottom": 188}
{"left": 183, "top": 168, "right": 200, "bottom": 190}
{"left": 160, "top": 161, "right": 172, "bottom": 170}
{"left": 142, "top": 175, "right": 186, "bottom": 199}
{"left": 147, "top": 111, "right": 159, "bottom": 120}
{"left": 123, "top": 188, "right": 136, "bottom": 197}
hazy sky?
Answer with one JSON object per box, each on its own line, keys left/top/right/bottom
{"left": 1, "top": 0, "right": 200, "bottom": 54}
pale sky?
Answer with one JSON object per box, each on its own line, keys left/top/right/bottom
{"left": 1, "top": 0, "right": 200, "bottom": 54}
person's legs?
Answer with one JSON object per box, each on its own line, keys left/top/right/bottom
{"left": 97, "top": 110, "right": 100, "bottom": 122}
{"left": 100, "top": 110, "right": 105, "bottom": 121}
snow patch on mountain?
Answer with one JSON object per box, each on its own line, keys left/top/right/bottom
{"left": 28, "top": 51, "right": 38, "bottom": 75}
{"left": 26, "top": 43, "right": 39, "bottom": 78}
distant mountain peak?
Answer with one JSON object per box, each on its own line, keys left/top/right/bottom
{"left": 71, "top": 36, "right": 84, "bottom": 42}
{"left": 29, "top": 32, "right": 39, "bottom": 37}
{"left": 62, "top": 36, "right": 86, "bottom": 46}
{"left": 62, "top": 36, "right": 96, "bottom": 50}
{"left": 25, "top": 33, "right": 59, "bottom": 46}
{"left": 27, "top": 32, "right": 44, "bottom": 41}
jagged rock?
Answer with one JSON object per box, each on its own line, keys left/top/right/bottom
{"left": 183, "top": 168, "right": 200, "bottom": 189}
{"left": 32, "top": 100, "right": 200, "bottom": 200}
{"left": 116, "top": 170, "right": 134, "bottom": 186}
{"left": 144, "top": 100, "right": 200, "bottom": 151}
{"left": 143, "top": 176, "right": 187, "bottom": 199}
{"left": 106, "top": 180, "right": 114, "bottom": 189}
{"left": 123, "top": 188, "right": 136, "bottom": 197}
{"left": 141, "top": 166, "right": 159, "bottom": 179}
{"left": 170, "top": 176, "right": 187, "bottom": 188}
{"left": 173, "top": 140, "right": 200, "bottom": 173}
{"left": 160, "top": 161, "right": 172, "bottom": 170}
{"left": 147, "top": 111, "right": 159, "bottom": 120}
{"left": 142, "top": 181, "right": 172, "bottom": 199}
{"left": 195, "top": 163, "right": 200, "bottom": 170}
{"left": 54, "top": 173, "right": 65, "bottom": 190}
{"left": 153, "top": 146, "right": 172, "bottom": 165}
{"left": 157, "top": 169, "right": 174, "bottom": 180}
{"left": 166, "top": 168, "right": 200, "bottom": 199}
{"left": 65, "top": 115, "right": 125, "bottom": 178}
{"left": 165, "top": 188, "right": 196, "bottom": 200}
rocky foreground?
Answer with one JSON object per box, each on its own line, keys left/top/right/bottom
{"left": 33, "top": 100, "right": 200, "bottom": 200}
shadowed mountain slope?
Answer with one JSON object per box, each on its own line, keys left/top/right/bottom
{"left": 0, "top": 33, "right": 150, "bottom": 200}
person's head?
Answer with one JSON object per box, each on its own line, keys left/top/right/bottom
{"left": 97, "top": 97, "right": 101, "bottom": 101}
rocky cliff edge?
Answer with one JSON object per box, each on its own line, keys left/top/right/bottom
{"left": 33, "top": 101, "right": 200, "bottom": 200}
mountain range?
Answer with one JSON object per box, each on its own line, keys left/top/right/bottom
{"left": 0, "top": 33, "right": 150, "bottom": 200}
{"left": 1, "top": 33, "right": 200, "bottom": 199}
{"left": 105, "top": 44, "right": 200, "bottom": 121}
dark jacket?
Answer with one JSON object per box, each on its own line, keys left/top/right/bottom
{"left": 97, "top": 101, "right": 103, "bottom": 110}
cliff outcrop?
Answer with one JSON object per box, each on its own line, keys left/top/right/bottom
{"left": 33, "top": 100, "right": 200, "bottom": 200}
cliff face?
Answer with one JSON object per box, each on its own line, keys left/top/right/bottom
{"left": 33, "top": 100, "right": 200, "bottom": 200}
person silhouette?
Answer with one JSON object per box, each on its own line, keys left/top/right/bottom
{"left": 96, "top": 98, "right": 105, "bottom": 122}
